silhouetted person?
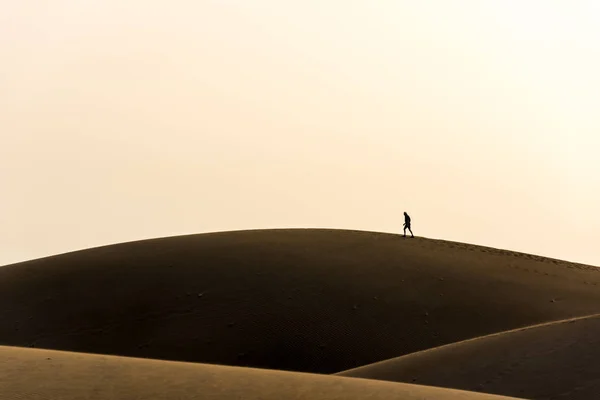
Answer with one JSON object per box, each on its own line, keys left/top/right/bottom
{"left": 403, "top": 212, "right": 414, "bottom": 238}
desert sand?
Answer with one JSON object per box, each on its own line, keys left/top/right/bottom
{"left": 339, "top": 313, "right": 600, "bottom": 399}
{"left": 0, "top": 345, "right": 522, "bottom": 400}
{"left": 0, "top": 229, "right": 599, "bottom": 399}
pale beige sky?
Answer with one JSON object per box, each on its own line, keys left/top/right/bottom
{"left": 2, "top": 1, "right": 599, "bottom": 266}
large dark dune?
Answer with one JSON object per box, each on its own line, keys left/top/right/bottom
{"left": 1, "top": 229, "right": 599, "bottom": 374}
{"left": 338, "top": 314, "right": 600, "bottom": 400}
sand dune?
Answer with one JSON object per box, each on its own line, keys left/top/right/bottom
{"left": 338, "top": 314, "right": 600, "bottom": 399}
{"left": 1, "top": 229, "right": 599, "bottom": 374}
{"left": 0, "top": 345, "right": 522, "bottom": 400}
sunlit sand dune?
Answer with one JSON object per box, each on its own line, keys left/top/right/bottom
{"left": 0, "top": 345, "right": 522, "bottom": 400}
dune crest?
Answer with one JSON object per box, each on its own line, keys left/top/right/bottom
{"left": 338, "top": 313, "right": 600, "bottom": 399}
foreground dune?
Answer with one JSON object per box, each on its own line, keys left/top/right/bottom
{"left": 1, "top": 229, "right": 599, "bottom": 373}
{"left": 338, "top": 314, "right": 600, "bottom": 399}
{"left": 0, "top": 345, "right": 522, "bottom": 400}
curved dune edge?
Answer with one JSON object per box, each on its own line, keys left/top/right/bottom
{"left": 0, "top": 346, "right": 522, "bottom": 400}
{"left": 1, "top": 229, "right": 600, "bottom": 374}
{"left": 337, "top": 313, "right": 600, "bottom": 399}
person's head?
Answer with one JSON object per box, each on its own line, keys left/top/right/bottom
{"left": 404, "top": 211, "right": 407, "bottom": 215}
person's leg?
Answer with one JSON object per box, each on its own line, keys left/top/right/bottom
{"left": 403, "top": 226, "right": 407, "bottom": 237}
{"left": 409, "top": 227, "right": 414, "bottom": 237}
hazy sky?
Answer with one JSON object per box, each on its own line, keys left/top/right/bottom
{"left": 2, "top": 1, "right": 599, "bottom": 266}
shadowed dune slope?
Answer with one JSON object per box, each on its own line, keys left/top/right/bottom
{"left": 0, "top": 346, "right": 523, "bottom": 400}
{"left": 338, "top": 314, "right": 600, "bottom": 400}
{"left": 1, "top": 229, "right": 599, "bottom": 374}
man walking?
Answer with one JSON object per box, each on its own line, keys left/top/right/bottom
{"left": 403, "top": 212, "right": 414, "bottom": 238}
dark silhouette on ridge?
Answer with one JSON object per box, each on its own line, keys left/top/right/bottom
{"left": 403, "top": 212, "right": 414, "bottom": 238}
